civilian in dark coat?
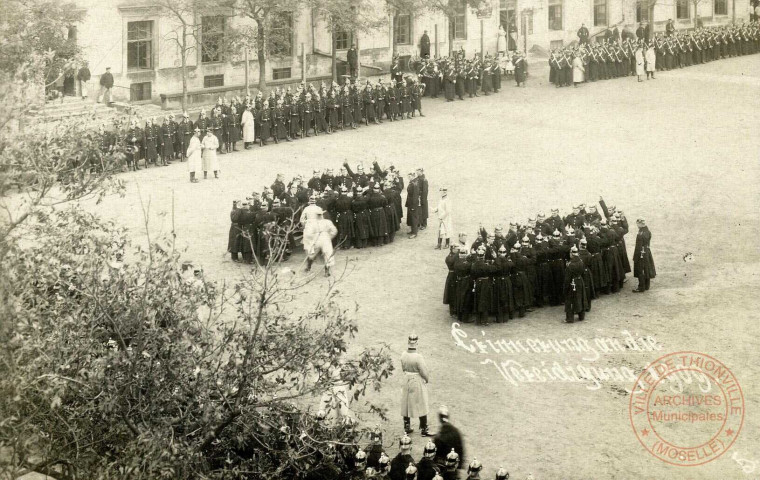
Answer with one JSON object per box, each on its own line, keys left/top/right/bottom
{"left": 419, "top": 30, "right": 431, "bottom": 58}
{"left": 347, "top": 45, "right": 359, "bottom": 78}
{"left": 98, "top": 67, "right": 114, "bottom": 104}
{"left": 405, "top": 175, "right": 420, "bottom": 237}
{"left": 77, "top": 64, "right": 91, "bottom": 99}
{"left": 632, "top": 219, "right": 656, "bottom": 292}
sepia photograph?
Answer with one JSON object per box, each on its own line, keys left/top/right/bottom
{"left": 1, "top": 0, "right": 759, "bottom": 478}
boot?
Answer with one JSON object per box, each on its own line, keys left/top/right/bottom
{"left": 305, "top": 258, "right": 313, "bottom": 272}
{"left": 324, "top": 265, "right": 331, "bottom": 277}
{"left": 214, "top": 171, "right": 219, "bottom": 179}
{"left": 204, "top": 171, "right": 208, "bottom": 179}
{"left": 444, "top": 238, "right": 450, "bottom": 248}
{"left": 403, "top": 417, "right": 413, "bottom": 435}
{"left": 420, "top": 415, "right": 431, "bottom": 436}
{"left": 435, "top": 238, "right": 442, "bottom": 250}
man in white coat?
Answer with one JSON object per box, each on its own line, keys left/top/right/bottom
{"left": 635, "top": 43, "right": 646, "bottom": 82}
{"left": 433, "top": 187, "right": 452, "bottom": 250}
{"left": 303, "top": 207, "right": 338, "bottom": 276}
{"left": 300, "top": 195, "right": 324, "bottom": 225}
{"left": 401, "top": 333, "right": 431, "bottom": 436}
{"left": 201, "top": 128, "right": 220, "bottom": 179}
{"left": 241, "top": 106, "right": 255, "bottom": 149}
{"left": 572, "top": 52, "right": 585, "bottom": 87}
{"left": 186, "top": 127, "right": 202, "bottom": 183}
{"left": 645, "top": 41, "right": 656, "bottom": 80}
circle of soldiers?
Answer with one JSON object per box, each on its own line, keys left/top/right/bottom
{"left": 227, "top": 162, "right": 432, "bottom": 268}
{"left": 443, "top": 198, "right": 656, "bottom": 325}
{"left": 413, "top": 49, "right": 529, "bottom": 101}
{"left": 553, "top": 21, "right": 760, "bottom": 87}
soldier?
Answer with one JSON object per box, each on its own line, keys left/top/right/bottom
{"left": 417, "top": 168, "right": 429, "bottom": 230}
{"left": 368, "top": 182, "right": 389, "bottom": 247}
{"left": 389, "top": 436, "right": 416, "bottom": 480}
{"left": 441, "top": 449, "right": 460, "bottom": 480}
{"left": 160, "top": 115, "right": 174, "bottom": 165}
{"left": 226, "top": 105, "right": 241, "bottom": 152}
{"left": 124, "top": 119, "right": 142, "bottom": 171}
{"left": 417, "top": 441, "right": 440, "bottom": 480}
{"left": 632, "top": 218, "right": 656, "bottom": 292}
{"left": 400, "top": 333, "right": 430, "bottom": 436}
{"left": 564, "top": 246, "right": 589, "bottom": 323}
{"left": 237, "top": 201, "right": 257, "bottom": 264}
{"left": 466, "top": 459, "right": 482, "bottom": 479}
{"left": 228, "top": 200, "right": 243, "bottom": 262}
{"left": 375, "top": 82, "right": 386, "bottom": 123}
{"left": 495, "top": 467, "right": 509, "bottom": 480}
{"left": 143, "top": 118, "right": 159, "bottom": 167}
{"left": 210, "top": 107, "right": 225, "bottom": 154}
{"left": 258, "top": 104, "right": 272, "bottom": 146}
{"left": 177, "top": 112, "right": 194, "bottom": 161}
{"left": 471, "top": 244, "right": 495, "bottom": 325}
{"left": 406, "top": 173, "right": 420, "bottom": 239}
{"left": 493, "top": 244, "right": 515, "bottom": 322}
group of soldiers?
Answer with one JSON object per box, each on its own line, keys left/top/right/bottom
{"left": 651, "top": 23, "right": 760, "bottom": 71}
{"left": 309, "top": 405, "right": 511, "bottom": 480}
{"left": 443, "top": 198, "right": 655, "bottom": 324}
{"left": 552, "top": 21, "right": 760, "bottom": 87}
{"left": 226, "top": 162, "right": 433, "bottom": 267}
{"left": 414, "top": 51, "right": 528, "bottom": 101}
{"left": 238, "top": 78, "right": 427, "bottom": 147}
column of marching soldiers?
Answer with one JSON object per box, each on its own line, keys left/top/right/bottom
{"left": 226, "top": 162, "right": 433, "bottom": 269}
{"left": 549, "top": 22, "right": 760, "bottom": 87}
{"left": 442, "top": 198, "right": 655, "bottom": 325}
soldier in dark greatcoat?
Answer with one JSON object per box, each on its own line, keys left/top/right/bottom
{"left": 177, "top": 112, "right": 194, "bottom": 161}
{"left": 334, "top": 187, "right": 355, "bottom": 249}
{"left": 406, "top": 174, "right": 420, "bottom": 238}
{"left": 493, "top": 244, "right": 515, "bottom": 322}
{"left": 160, "top": 116, "right": 175, "bottom": 165}
{"left": 632, "top": 218, "right": 656, "bottom": 292}
{"left": 228, "top": 200, "right": 243, "bottom": 262}
{"left": 564, "top": 246, "right": 589, "bottom": 323}
{"left": 470, "top": 244, "right": 495, "bottom": 325}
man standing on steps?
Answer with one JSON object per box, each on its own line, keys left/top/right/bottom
{"left": 400, "top": 333, "right": 431, "bottom": 437}
{"left": 77, "top": 63, "right": 91, "bottom": 100}
{"left": 98, "top": 67, "right": 114, "bottom": 104}
{"left": 420, "top": 30, "right": 431, "bottom": 58}
{"left": 347, "top": 44, "right": 359, "bottom": 79}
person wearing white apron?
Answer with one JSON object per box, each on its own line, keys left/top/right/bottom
{"left": 186, "top": 127, "right": 202, "bottom": 183}
{"left": 241, "top": 106, "right": 255, "bottom": 149}
{"left": 303, "top": 207, "right": 338, "bottom": 276}
{"left": 201, "top": 128, "right": 220, "bottom": 179}
{"left": 400, "top": 333, "right": 431, "bottom": 436}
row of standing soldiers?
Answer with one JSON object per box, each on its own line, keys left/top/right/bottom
{"left": 240, "top": 80, "right": 425, "bottom": 147}
{"left": 102, "top": 107, "right": 238, "bottom": 171}
{"left": 652, "top": 23, "right": 759, "bottom": 71}
{"left": 443, "top": 200, "right": 636, "bottom": 324}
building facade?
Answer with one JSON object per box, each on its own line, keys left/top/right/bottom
{"left": 74, "top": 0, "right": 751, "bottom": 105}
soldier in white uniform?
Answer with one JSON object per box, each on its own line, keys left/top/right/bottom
{"left": 400, "top": 333, "right": 431, "bottom": 436}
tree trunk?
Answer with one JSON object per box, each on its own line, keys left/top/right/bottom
{"left": 181, "top": 24, "right": 188, "bottom": 112}
{"left": 256, "top": 18, "right": 267, "bottom": 91}
{"left": 331, "top": 26, "right": 337, "bottom": 83}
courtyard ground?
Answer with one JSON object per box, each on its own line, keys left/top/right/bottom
{"left": 87, "top": 56, "right": 760, "bottom": 479}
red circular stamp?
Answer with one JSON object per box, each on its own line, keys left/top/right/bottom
{"left": 629, "top": 351, "right": 744, "bottom": 466}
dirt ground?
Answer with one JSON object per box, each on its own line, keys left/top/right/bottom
{"left": 85, "top": 56, "right": 760, "bottom": 479}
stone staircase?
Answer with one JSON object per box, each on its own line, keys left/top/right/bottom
{"left": 28, "top": 96, "right": 167, "bottom": 126}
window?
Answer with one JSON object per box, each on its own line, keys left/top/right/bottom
{"left": 714, "top": 0, "right": 727, "bottom": 14}
{"left": 525, "top": 11, "right": 533, "bottom": 34}
{"left": 394, "top": 14, "right": 412, "bottom": 45}
{"left": 201, "top": 16, "right": 225, "bottom": 63}
{"left": 203, "top": 74, "right": 224, "bottom": 88}
{"left": 127, "top": 21, "right": 153, "bottom": 70}
{"left": 272, "top": 67, "right": 291, "bottom": 80}
{"left": 130, "top": 82, "right": 151, "bottom": 101}
{"left": 594, "top": 0, "right": 607, "bottom": 26}
{"left": 271, "top": 12, "right": 293, "bottom": 56}
{"left": 336, "top": 28, "right": 351, "bottom": 50}
{"left": 636, "top": 1, "right": 650, "bottom": 22}
{"left": 499, "top": 0, "right": 516, "bottom": 31}
{"left": 676, "top": 0, "right": 690, "bottom": 19}
{"left": 548, "top": 0, "right": 563, "bottom": 31}
{"left": 450, "top": 1, "right": 467, "bottom": 40}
